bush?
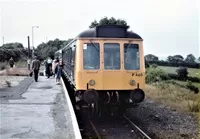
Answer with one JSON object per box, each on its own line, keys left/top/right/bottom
{"left": 151, "top": 64, "right": 158, "bottom": 68}
{"left": 0, "top": 63, "right": 6, "bottom": 70}
{"left": 146, "top": 67, "right": 169, "bottom": 83}
{"left": 176, "top": 67, "right": 188, "bottom": 80}
{"left": 168, "top": 73, "right": 200, "bottom": 83}
{"left": 145, "top": 62, "right": 150, "bottom": 68}
{"left": 186, "top": 81, "right": 199, "bottom": 93}
{"left": 187, "top": 76, "right": 200, "bottom": 83}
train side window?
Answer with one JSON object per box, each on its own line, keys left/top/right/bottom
{"left": 124, "top": 43, "right": 140, "bottom": 70}
{"left": 83, "top": 43, "right": 100, "bottom": 70}
{"left": 104, "top": 43, "right": 120, "bottom": 70}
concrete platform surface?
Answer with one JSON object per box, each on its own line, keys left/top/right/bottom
{"left": 0, "top": 76, "right": 81, "bottom": 139}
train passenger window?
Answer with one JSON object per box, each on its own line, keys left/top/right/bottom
{"left": 104, "top": 43, "right": 120, "bottom": 70}
{"left": 124, "top": 44, "right": 140, "bottom": 70}
{"left": 83, "top": 43, "right": 100, "bottom": 70}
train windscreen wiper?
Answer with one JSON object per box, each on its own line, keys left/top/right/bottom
{"left": 89, "top": 40, "right": 99, "bottom": 52}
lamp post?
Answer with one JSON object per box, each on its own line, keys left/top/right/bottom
{"left": 32, "top": 26, "right": 39, "bottom": 58}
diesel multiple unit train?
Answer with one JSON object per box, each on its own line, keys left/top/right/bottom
{"left": 55, "top": 25, "right": 145, "bottom": 115}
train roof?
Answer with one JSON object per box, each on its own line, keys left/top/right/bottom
{"left": 76, "top": 25, "right": 142, "bottom": 39}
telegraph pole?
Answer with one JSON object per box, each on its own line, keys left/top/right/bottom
{"left": 2, "top": 36, "right": 4, "bottom": 45}
{"left": 27, "top": 36, "right": 30, "bottom": 59}
{"left": 27, "top": 36, "right": 31, "bottom": 70}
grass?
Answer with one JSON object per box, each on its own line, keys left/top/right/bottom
{"left": 159, "top": 66, "right": 200, "bottom": 77}
{"left": 158, "top": 65, "right": 200, "bottom": 91}
{"left": 144, "top": 82, "right": 200, "bottom": 113}
{"left": 175, "top": 80, "right": 200, "bottom": 90}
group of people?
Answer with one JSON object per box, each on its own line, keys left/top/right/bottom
{"left": 31, "top": 56, "right": 62, "bottom": 85}
{"left": 44, "top": 57, "right": 62, "bottom": 85}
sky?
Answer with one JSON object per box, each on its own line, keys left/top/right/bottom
{"left": 0, "top": 0, "right": 199, "bottom": 59}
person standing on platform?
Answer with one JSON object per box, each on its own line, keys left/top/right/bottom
{"left": 46, "top": 57, "right": 53, "bottom": 78}
{"left": 52, "top": 57, "right": 58, "bottom": 78}
{"left": 8, "top": 57, "right": 14, "bottom": 68}
{"left": 55, "top": 60, "right": 62, "bottom": 85}
{"left": 31, "top": 56, "right": 41, "bottom": 82}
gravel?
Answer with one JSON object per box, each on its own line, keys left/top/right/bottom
{"left": 0, "top": 76, "right": 33, "bottom": 102}
{"left": 0, "top": 76, "right": 27, "bottom": 88}
{"left": 125, "top": 99, "right": 198, "bottom": 139}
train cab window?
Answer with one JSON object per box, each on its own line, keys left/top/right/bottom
{"left": 104, "top": 43, "right": 120, "bottom": 70}
{"left": 83, "top": 43, "right": 100, "bottom": 70}
{"left": 124, "top": 44, "right": 140, "bottom": 70}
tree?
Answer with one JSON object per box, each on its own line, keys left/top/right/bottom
{"left": 173, "top": 55, "right": 184, "bottom": 61}
{"left": 171, "top": 55, "right": 184, "bottom": 63}
{"left": 89, "top": 20, "right": 98, "bottom": 28}
{"left": 145, "top": 54, "right": 159, "bottom": 62}
{"left": 198, "top": 57, "right": 200, "bottom": 62}
{"left": 36, "top": 38, "right": 72, "bottom": 60}
{"left": 89, "top": 17, "right": 129, "bottom": 28}
{"left": 0, "top": 42, "right": 27, "bottom": 62}
{"left": 167, "top": 56, "right": 174, "bottom": 63}
{"left": 185, "top": 54, "right": 196, "bottom": 63}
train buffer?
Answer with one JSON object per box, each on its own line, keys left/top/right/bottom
{"left": 0, "top": 76, "right": 82, "bottom": 139}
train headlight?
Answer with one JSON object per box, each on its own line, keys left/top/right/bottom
{"left": 129, "top": 80, "right": 135, "bottom": 86}
{"left": 89, "top": 80, "right": 95, "bottom": 86}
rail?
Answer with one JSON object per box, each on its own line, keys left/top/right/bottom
{"left": 123, "top": 115, "right": 151, "bottom": 139}
{"left": 89, "top": 120, "right": 102, "bottom": 139}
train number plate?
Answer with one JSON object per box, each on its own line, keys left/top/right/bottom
{"left": 132, "top": 73, "right": 143, "bottom": 77}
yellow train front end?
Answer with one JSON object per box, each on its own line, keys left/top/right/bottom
{"left": 74, "top": 37, "right": 145, "bottom": 106}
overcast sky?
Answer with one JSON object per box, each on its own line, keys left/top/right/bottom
{"left": 0, "top": 0, "right": 199, "bottom": 59}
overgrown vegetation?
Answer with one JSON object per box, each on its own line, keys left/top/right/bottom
{"left": 145, "top": 65, "right": 200, "bottom": 113}
{"left": 145, "top": 84, "right": 200, "bottom": 113}
{"left": 145, "top": 66, "right": 169, "bottom": 84}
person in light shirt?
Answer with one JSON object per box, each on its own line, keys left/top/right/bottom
{"left": 52, "top": 57, "right": 58, "bottom": 78}
{"left": 46, "top": 57, "right": 53, "bottom": 78}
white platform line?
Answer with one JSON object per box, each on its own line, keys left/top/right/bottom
{"left": 61, "top": 78, "right": 82, "bottom": 139}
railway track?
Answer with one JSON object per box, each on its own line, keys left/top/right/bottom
{"left": 89, "top": 120, "right": 102, "bottom": 139}
{"left": 123, "top": 115, "right": 152, "bottom": 139}
{"left": 80, "top": 113, "right": 152, "bottom": 139}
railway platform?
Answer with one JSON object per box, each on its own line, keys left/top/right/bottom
{"left": 0, "top": 75, "right": 81, "bottom": 139}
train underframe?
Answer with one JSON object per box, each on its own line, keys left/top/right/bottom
{"left": 74, "top": 89, "right": 145, "bottom": 117}
{"left": 62, "top": 74, "right": 145, "bottom": 117}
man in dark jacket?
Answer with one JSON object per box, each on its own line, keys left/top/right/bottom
{"left": 9, "top": 57, "right": 14, "bottom": 68}
{"left": 32, "top": 56, "right": 40, "bottom": 82}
